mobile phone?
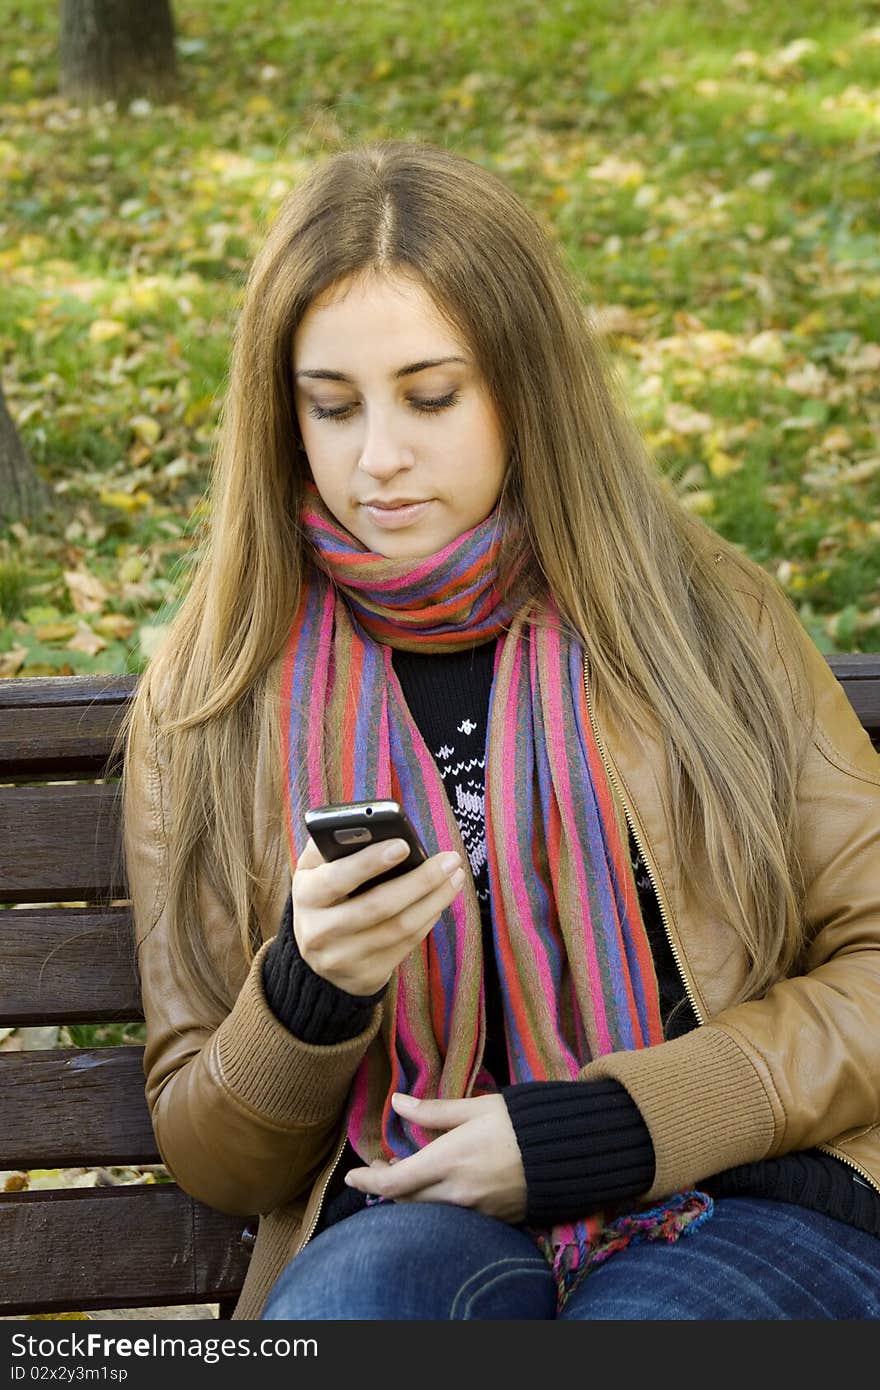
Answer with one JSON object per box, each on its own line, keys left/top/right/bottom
{"left": 304, "top": 799, "right": 429, "bottom": 897}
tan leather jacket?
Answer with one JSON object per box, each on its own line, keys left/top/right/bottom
{"left": 125, "top": 550, "right": 880, "bottom": 1319}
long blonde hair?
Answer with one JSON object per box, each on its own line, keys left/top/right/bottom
{"left": 113, "top": 137, "right": 815, "bottom": 1019}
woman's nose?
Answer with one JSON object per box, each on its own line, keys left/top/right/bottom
{"left": 357, "top": 409, "right": 414, "bottom": 476}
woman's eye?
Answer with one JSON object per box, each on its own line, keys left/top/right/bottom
{"left": 307, "top": 390, "right": 460, "bottom": 423}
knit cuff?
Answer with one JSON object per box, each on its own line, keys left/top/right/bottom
{"left": 574, "top": 1025, "right": 776, "bottom": 1201}
{"left": 213, "top": 937, "right": 384, "bottom": 1129}
{"left": 501, "top": 1078, "right": 655, "bottom": 1226}
{"left": 262, "top": 891, "right": 388, "bottom": 1044}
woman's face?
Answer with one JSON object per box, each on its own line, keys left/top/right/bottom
{"left": 292, "top": 270, "right": 508, "bottom": 559}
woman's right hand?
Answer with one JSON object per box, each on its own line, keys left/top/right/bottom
{"left": 291, "top": 836, "right": 466, "bottom": 995}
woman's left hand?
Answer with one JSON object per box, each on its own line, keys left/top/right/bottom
{"left": 343, "top": 1091, "right": 527, "bottom": 1224}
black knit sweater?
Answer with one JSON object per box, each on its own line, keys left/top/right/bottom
{"left": 262, "top": 637, "right": 880, "bottom": 1240}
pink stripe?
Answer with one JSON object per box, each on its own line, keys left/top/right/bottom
{"left": 541, "top": 626, "right": 612, "bottom": 1054}
{"left": 494, "top": 639, "right": 564, "bottom": 1075}
{"left": 306, "top": 589, "right": 335, "bottom": 805}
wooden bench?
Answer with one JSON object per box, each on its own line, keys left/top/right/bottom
{"left": 0, "top": 673, "right": 252, "bottom": 1319}
{"left": 2, "top": 659, "right": 879, "bottom": 1318}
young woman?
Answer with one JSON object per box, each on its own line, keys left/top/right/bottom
{"left": 120, "top": 138, "right": 880, "bottom": 1320}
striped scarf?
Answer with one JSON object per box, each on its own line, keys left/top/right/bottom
{"left": 280, "top": 481, "right": 711, "bottom": 1309}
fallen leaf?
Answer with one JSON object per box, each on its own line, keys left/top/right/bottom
{"left": 744, "top": 331, "right": 785, "bottom": 364}
{"left": 835, "top": 457, "right": 880, "bottom": 486}
{"left": 821, "top": 427, "right": 853, "bottom": 453}
{"left": 665, "top": 402, "right": 714, "bottom": 435}
{"left": 66, "top": 623, "right": 108, "bottom": 655}
{"left": 591, "top": 304, "right": 651, "bottom": 338}
{"left": 64, "top": 567, "right": 110, "bottom": 614}
{"left": 93, "top": 612, "right": 137, "bottom": 639}
{"left": 587, "top": 155, "right": 645, "bottom": 186}
{"left": 707, "top": 450, "right": 742, "bottom": 479}
{"left": 98, "top": 489, "right": 150, "bottom": 512}
{"left": 88, "top": 318, "right": 127, "bottom": 344}
{"left": 28, "top": 1312, "right": 91, "bottom": 1320}
{"left": 0, "top": 646, "right": 27, "bottom": 677}
{"left": 35, "top": 621, "right": 79, "bottom": 642}
{"left": 129, "top": 414, "right": 161, "bottom": 446}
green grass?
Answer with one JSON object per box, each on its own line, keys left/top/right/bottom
{"left": 2, "top": 0, "right": 879, "bottom": 671}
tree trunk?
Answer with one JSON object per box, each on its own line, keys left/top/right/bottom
{"left": 59, "top": 0, "right": 178, "bottom": 106}
{"left": 0, "top": 381, "right": 54, "bottom": 526}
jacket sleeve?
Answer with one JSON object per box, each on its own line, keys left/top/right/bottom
{"left": 576, "top": 574, "right": 880, "bottom": 1201}
{"left": 124, "top": 680, "right": 383, "bottom": 1217}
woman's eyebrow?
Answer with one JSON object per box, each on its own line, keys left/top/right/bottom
{"left": 295, "top": 356, "right": 467, "bottom": 383}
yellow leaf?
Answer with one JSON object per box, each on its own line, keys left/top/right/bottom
{"left": 246, "top": 94, "right": 273, "bottom": 115}
{"left": 130, "top": 414, "right": 161, "bottom": 446}
{"left": 28, "top": 1312, "right": 91, "bottom": 1320}
{"left": 93, "top": 612, "right": 137, "bottom": 640}
{"left": 184, "top": 394, "right": 214, "bottom": 426}
{"left": 10, "top": 66, "right": 32, "bottom": 91}
{"left": 707, "top": 450, "right": 742, "bottom": 479}
{"left": 35, "top": 621, "right": 78, "bottom": 643}
{"left": 792, "top": 310, "right": 827, "bottom": 337}
{"left": 128, "top": 281, "right": 161, "bottom": 310}
{"left": 119, "top": 555, "right": 146, "bottom": 583}
{"left": 370, "top": 58, "right": 393, "bottom": 80}
{"left": 89, "top": 318, "right": 126, "bottom": 344}
{"left": 744, "top": 331, "right": 784, "bottom": 364}
{"left": 98, "top": 489, "right": 147, "bottom": 512}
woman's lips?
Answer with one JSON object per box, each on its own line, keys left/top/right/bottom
{"left": 362, "top": 500, "right": 434, "bottom": 528}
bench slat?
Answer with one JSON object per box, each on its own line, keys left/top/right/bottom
{"left": 0, "top": 783, "right": 123, "bottom": 903}
{"left": 0, "top": 906, "right": 142, "bottom": 1025}
{"left": 1, "top": 1047, "right": 158, "bottom": 1167}
{"left": 0, "top": 1185, "right": 251, "bottom": 1316}
{"left": 0, "top": 673, "right": 136, "bottom": 708}
{"left": 0, "top": 703, "right": 126, "bottom": 777}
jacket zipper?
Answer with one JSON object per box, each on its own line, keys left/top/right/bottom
{"left": 817, "top": 1141, "right": 880, "bottom": 1195}
{"left": 296, "top": 1128, "right": 349, "bottom": 1254}
{"left": 292, "top": 649, "right": 880, "bottom": 1246}
{"left": 584, "top": 651, "right": 880, "bottom": 1200}
{"left": 582, "top": 650, "right": 704, "bottom": 1026}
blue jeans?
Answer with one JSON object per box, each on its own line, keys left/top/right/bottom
{"left": 261, "top": 1197, "right": 880, "bottom": 1320}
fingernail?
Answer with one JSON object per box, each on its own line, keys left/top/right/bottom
{"left": 439, "top": 851, "right": 461, "bottom": 875}
{"left": 450, "top": 867, "right": 466, "bottom": 890}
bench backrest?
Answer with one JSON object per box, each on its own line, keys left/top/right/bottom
{"left": 2, "top": 657, "right": 879, "bottom": 1317}
{"left": 0, "top": 674, "right": 250, "bottom": 1318}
